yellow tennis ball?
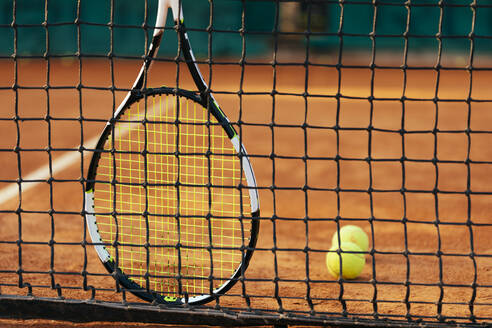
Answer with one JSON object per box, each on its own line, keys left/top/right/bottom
{"left": 331, "top": 225, "right": 369, "bottom": 252}
{"left": 326, "top": 241, "right": 365, "bottom": 279}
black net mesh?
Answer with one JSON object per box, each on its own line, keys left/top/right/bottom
{"left": 1, "top": 0, "right": 492, "bottom": 326}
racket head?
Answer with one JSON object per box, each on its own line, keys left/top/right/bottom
{"left": 85, "top": 87, "right": 259, "bottom": 305}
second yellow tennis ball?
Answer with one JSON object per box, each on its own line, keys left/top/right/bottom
{"left": 331, "top": 225, "right": 369, "bottom": 252}
{"left": 326, "top": 241, "right": 365, "bottom": 279}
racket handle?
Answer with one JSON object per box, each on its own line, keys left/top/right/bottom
{"left": 155, "top": 0, "right": 184, "bottom": 39}
{"left": 154, "top": 0, "right": 169, "bottom": 37}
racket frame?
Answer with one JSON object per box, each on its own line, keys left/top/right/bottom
{"left": 84, "top": 0, "right": 260, "bottom": 306}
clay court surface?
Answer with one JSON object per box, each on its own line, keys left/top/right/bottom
{"left": 1, "top": 57, "right": 492, "bottom": 325}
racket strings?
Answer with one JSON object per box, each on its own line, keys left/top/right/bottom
{"left": 93, "top": 93, "right": 251, "bottom": 297}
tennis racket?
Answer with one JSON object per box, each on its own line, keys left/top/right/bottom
{"left": 84, "top": 0, "right": 259, "bottom": 305}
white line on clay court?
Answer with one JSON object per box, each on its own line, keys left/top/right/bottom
{"left": 0, "top": 135, "right": 99, "bottom": 206}
{"left": 0, "top": 96, "right": 160, "bottom": 207}
{"left": 0, "top": 102, "right": 157, "bottom": 207}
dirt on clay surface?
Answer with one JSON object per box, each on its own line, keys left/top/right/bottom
{"left": 1, "top": 56, "right": 492, "bottom": 326}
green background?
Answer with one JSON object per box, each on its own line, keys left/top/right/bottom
{"left": 0, "top": 0, "right": 490, "bottom": 58}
